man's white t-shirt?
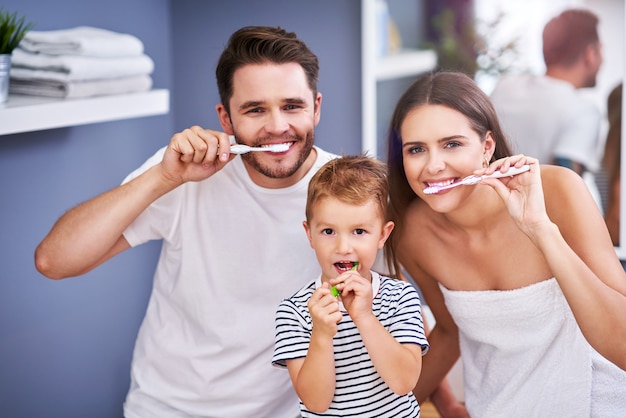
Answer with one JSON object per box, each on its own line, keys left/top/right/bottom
{"left": 490, "top": 74, "right": 602, "bottom": 208}
{"left": 490, "top": 74, "right": 601, "bottom": 170}
{"left": 121, "top": 146, "right": 336, "bottom": 418}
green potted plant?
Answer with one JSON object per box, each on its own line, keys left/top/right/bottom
{"left": 0, "top": 8, "right": 34, "bottom": 103}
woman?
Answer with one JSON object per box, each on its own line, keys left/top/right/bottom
{"left": 385, "top": 71, "right": 626, "bottom": 417}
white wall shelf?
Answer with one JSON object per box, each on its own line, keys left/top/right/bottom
{"left": 361, "top": 0, "right": 437, "bottom": 158}
{"left": 0, "top": 89, "right": 169, "bottom": 136}
{"left": 376, "top": 49, "right": 437, "bottom": 81}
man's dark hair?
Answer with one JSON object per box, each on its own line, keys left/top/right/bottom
{"left": 216, "top": 26, "right": 319, "bottom": 114}
{"left": 543, "top": 9, "right": 599, "bottom": 67}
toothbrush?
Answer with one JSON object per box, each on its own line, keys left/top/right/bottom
{"left": 423, "top": 164, "right": 531, "bottom": 195}
{"left": 331, "top": 262, "right": 358, "bottom": 297}
{"left": 229, "top": 143, "right": 290, "bottom": 154}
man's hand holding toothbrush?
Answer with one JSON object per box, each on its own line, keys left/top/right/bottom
{"left": 162, "top": 127, "right": 290, "bottom": 187}
{"left": 162, "top": 126, "right": 235, "bottom": 187}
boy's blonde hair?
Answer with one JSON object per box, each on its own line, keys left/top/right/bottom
{"left": 305, "top": 154, "right": 389, "bottom": 222}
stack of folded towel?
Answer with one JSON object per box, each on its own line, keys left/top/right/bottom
{"left": 9, "top": 26, "right": 154, "bottom": 99}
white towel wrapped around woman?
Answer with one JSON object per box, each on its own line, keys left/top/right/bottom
{"left": 440, "top": 278, "right": 626, "bottom": 418}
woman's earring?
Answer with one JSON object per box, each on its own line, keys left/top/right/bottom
{"left": 483, "top": 156, "right": 490, "bottom": 168}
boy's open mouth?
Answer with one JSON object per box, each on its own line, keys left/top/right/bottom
{"left": 334, "top": 261, "right": 358, "bottom": 271}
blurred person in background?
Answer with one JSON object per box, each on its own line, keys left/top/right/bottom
{"left": 490, "top": 8, "right": 604, "bottom": 209}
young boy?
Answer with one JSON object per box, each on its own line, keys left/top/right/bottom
{"left": 272, "top": 155, "right": 429, "bottom": 417}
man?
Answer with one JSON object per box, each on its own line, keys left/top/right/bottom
{"left": 490, "top": 8, "right": 603, "bottom": 205}
{"left": 35, "top": 26, "right": 336, "bottom": 417}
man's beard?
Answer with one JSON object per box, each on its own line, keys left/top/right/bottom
{"left": 241, "top": 131, "right": 315, "bottom": 179}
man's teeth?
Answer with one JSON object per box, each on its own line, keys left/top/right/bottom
{"left": 261, "top": 141, "right": 293, "bottom": 148}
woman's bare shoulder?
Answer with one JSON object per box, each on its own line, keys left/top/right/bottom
{"left": 540, "top": 164, "right": 586, "bottom": 190}
{"left": 541, "top": 164, "right": 605, "bottom": 229}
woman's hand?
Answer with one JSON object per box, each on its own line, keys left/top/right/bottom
{"left": 478, "top": 155, "right": 552, "bottom": 238}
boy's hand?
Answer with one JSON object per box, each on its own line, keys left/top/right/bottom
{"left": 331, "top": 271, "right": 373, "bottom": 322}
{"left": 308, "top": 283, "right": 342, "bottom": 338}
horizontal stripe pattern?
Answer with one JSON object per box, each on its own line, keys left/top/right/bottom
{"left": 273, "top": 273, "right": 428, "bottom": 417}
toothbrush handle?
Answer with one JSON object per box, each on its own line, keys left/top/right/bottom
{"left": 226, "top": 136, "right": 248, "bottom": 154}
{"left": 484, "top": 164, "right": 530, "bottom": 179}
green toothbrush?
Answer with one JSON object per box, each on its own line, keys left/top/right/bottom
{"left": 331, "top": 262, "right": 358, "bottom": 297}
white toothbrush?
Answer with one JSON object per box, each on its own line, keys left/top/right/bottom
{"left": 423, "top": 164, "right": 531, "bottom": 194}
{"left": 229, "top": 143, "right": 290, "bottom": 154}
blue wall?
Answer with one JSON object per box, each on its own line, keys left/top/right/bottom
{"left": 0, "top": 1, "right": 360, "bottom": 416}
